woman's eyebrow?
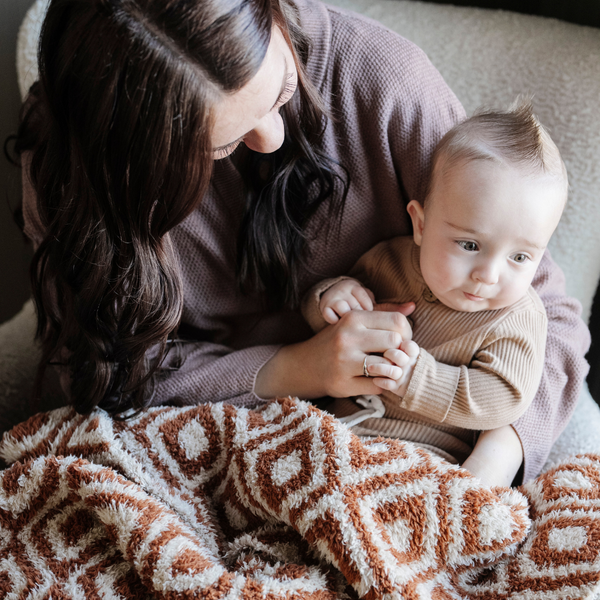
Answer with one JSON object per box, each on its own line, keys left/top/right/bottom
{"left": 212, "top": 56, "right": 290, "bottom": 153}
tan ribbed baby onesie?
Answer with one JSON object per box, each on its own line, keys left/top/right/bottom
{"left": 302, "top": 236, "right": 547, "bottom": 462}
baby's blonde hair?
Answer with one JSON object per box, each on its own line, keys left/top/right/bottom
{"left": 426, "top": 100, "right": 568, "bottom": 205}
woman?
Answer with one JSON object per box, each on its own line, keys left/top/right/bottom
{"left": 20, "top": 0, "right": 589, "bottom": 483}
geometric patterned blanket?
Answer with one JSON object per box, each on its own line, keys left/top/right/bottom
{"left": 0, "top": 397, "right": 599, "bottom": 599}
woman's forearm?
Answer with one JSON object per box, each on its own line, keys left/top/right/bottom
{"left": 254, "top": 340, "right": 328, "bottom": 399}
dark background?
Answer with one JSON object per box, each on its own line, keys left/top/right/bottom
{"left": 0, "top": 0, "right": 36, "bottom": 325}
{"left": 414, "top": 0, "right": 600, "bottom": 27}
{"left": 1, "top": 0, "right": 599, "bottom": 402}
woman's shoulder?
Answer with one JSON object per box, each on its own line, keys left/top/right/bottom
{"left": 295, "top": 0, "right": 434, "bottom": 85}
{"left": 327, "top": 4, "right": 436, "bottom": 83}
{"left": 299, "top": 0, "right": 462, "bottom": 127}
{"left": 327, "top": 4, "right": 427, "bottom": 58}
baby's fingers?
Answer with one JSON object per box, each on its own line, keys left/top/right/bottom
{"left": 400, "top": 340, "right": 420, "bottom": 358}
{"left": 383, "top": 348, "right": 411, "bottom": 367}
{"left": 367, "top": 362, "right": 402, "bottom": 381}
{"left": 331, "top": 299, "right": 355, "bottom": 317}
{"left": 323, "top": 306, "right": 341, "bottom": 324}
{"left": 372, "top": 377, "right": 401, "bottom": 392}
{"left": 323, "top": 299, "right": 354, "bottom": 324}
{"left": 352, "top": 286, "right": 375, "bottom": 311}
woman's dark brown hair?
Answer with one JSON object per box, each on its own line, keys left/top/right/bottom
{"left": 20, "top": 0, "right": 347, "bottom": 415}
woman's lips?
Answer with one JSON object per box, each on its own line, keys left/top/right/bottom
{"left": 464, "top": 292, "right": 485, "bottom": 301}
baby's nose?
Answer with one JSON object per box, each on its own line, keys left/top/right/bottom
{"left": 472, "top": 261, "right": 500, "bottom": 285}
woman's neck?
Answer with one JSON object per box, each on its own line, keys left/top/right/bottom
{"left": 229, "top": 144, "right": 249, "bottom": 172}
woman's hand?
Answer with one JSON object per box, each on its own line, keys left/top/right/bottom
{"left": 254, "top": 303, "right": 415, "bottom": 400}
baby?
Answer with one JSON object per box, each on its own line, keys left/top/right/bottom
{"left": 302, "top": 102, "right": 568, "bottom": 487}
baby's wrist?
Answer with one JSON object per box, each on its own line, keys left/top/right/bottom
{"left": 395, "top": 372, "right": 412, "bottom": 397}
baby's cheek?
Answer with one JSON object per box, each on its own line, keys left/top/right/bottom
{"left": 434, "top": 253, "right": 466, "bottom": 287}
{"left": 499, "top": 273, "right": 533, "bottom": 306}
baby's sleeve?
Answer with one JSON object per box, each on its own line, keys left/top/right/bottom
{"left": 391, "top": 304, "right": 548, "bottom": 430}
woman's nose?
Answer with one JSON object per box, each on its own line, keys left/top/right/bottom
{"left": 243, "top": 110, "right": 285, "bottom": 154}
{"left": 472, "top": 260, "right": 500, "bottom": 285}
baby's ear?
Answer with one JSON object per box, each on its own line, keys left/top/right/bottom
{"left": 407, "top": 200, "right": 425, "bottom": 246}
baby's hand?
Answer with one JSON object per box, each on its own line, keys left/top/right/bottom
{"left": 320, "top": 279, "right": 375, "bottom": 324}
{"left": 369, "top": 340, "right": 420, "bottom": 396}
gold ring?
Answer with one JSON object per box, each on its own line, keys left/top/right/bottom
{"left": 363, "top": 355, "right": 370, "bottom": 377}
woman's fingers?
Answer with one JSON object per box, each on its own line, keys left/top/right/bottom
{"left": 271, "top": 306, "right": 415, "bottom": 399}
{"left": 375, "top": 301, "right": 415, "bottom": 318}
{"left": 336, "top": 310, "right": 413, "bottom": 353}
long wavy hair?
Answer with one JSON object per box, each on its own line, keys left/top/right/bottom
{"left": 19, "top": 0, "right": 348, "bottom": 416}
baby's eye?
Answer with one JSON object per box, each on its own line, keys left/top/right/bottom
{"left": 457, "top": 240, "right": 479, "bottom": 252}
{"left": 512, "top": 253, "right": 529, "bottom": 263}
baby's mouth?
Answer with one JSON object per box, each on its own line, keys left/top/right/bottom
{"left": 463, "top": 292, "right": 485, "bottom": 301}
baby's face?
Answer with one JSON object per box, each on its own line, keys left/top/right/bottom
{"left": 408, "top": 159, "right": 566, "bottom": 312}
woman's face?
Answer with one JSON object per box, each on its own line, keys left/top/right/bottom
{"left": 211, "top": 26, "right": 298, "bottom": 159}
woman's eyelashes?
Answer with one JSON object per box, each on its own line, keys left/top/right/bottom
{"left": 275, "top": 72, "right": 297, "bottom": 108}
{"left": 212, "top": 72, "right": 297, "bottom": 160}
{"left": 213, "top": 139, "right": 243, "bottom": 160}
